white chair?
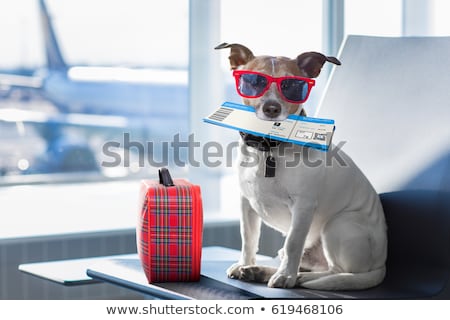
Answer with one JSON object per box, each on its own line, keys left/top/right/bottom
{"left": 317, "top": 35, "right": 450, "bottom": 298}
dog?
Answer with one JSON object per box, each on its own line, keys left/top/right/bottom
{"left": 215, "top": 43, "right": 388, "bottom": 290}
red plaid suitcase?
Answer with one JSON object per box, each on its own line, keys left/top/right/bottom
{"left": 137, "top": 168, "right": 203, "bottom": 283}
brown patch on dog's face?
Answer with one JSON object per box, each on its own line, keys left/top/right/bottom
{"left": 242, "top": 56, "right": 306, "bottom": 121}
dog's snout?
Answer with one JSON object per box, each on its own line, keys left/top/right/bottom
{"left": 262, "top": 101, "right": 282, "bottom": 118}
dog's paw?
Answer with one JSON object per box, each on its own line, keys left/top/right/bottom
{"left": 240, "top": 265, "right": 274, "bottom": 283}
{"left": 268, "top": 271, "right": 297, "bottom": 288}
{"left": 226, "top": 263, "right": 244, "bottom": 279}
{"left": 227, "top": 264, "right": 275, "bottom": 283}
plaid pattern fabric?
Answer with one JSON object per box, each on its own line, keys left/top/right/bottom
{"left": 138, "top": 179, "right": 202, "bottom": 283}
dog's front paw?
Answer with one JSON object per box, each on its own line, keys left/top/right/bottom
{"left": 226, "top": 263, "right": 244, "bottom": 279}
{"left": 227, "top": 263, "right": 276, "bottom": 283}
{"left": 268, "top": 271, "right": 297, "bottom": 288}
{"left": 240, "top": 265, "right": 275, "bottom": 283}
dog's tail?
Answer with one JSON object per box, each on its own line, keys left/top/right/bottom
{"left": 300, "top": 266, "right": 386, "bottom": 291}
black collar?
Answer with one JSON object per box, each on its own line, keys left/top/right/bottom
{"left": 239, "top": 131, "right": 282, "bottom": 152}
{"left": 239, "top": 132, "right": 281, "bottom": 177}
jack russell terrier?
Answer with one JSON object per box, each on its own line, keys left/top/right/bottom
{"left": 215, "top": 43, "right": 387, "bottom": 290}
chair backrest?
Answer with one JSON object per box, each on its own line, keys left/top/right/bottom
{"left": 317, "top": 35, "right": 450, "bottom": 298}
{"left": 317, "top": 35, "right": 450, "bottom": 193}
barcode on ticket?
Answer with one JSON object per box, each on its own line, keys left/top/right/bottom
{"left": 208, "top": 107, "right": 234, "bottom": 122}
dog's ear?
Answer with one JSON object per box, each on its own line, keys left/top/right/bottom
{"left": 215, "top": 43, "right": 255, "bottom": 70}
{"left": 296, "top": 52, "right": 341, "bottom": 78}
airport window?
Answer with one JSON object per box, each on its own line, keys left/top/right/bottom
{"left": 0, "top": 0, "right": 191, "bottom": 238}
{"left": 1, "top": 0, "right": 449, "bottom": 238}
{"left": 0, "top": 0, "right": 189, "bottom": 185}
{"left": 344, "top": 0, "right": 403, "bottom": 37}
{"left": 345, "top": 0, "right": 450, "bottom": 37}
{"left": 432, "top": 0, "right": 450, "bottom": 35}
{"left": 48, "top": 0, "right": 188, "bottom": 68}
{"left": 0, "top": 1, "right": 323, "bottom": 215}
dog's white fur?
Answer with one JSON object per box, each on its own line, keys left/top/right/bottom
{"left": 216, "top": 43, "right": 388, "bottom": 290}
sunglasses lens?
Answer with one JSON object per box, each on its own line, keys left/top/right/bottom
{"left": 280, "top": 79, "right": 309, "bottom": 102}
{"left": 238, "top": 74, "right": 268, "bottom": 97}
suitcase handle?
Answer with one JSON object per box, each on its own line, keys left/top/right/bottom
{"left": 158, "top": 168, "right": 175, "bottom": 187}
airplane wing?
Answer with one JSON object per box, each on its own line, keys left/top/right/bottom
{"left": 0, "top": 73, "right": 43, "bottom": 89}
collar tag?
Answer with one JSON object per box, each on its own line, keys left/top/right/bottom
{"left": 265, "top": 155, "right": 276, "bottom": 178}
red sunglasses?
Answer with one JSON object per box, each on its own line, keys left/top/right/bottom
{"left": 232, "top": 70, "right": 315, "bottom": 104}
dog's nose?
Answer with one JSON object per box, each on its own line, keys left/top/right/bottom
{"left": 262, "top": 101, "right": 282, "bottom": 118}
